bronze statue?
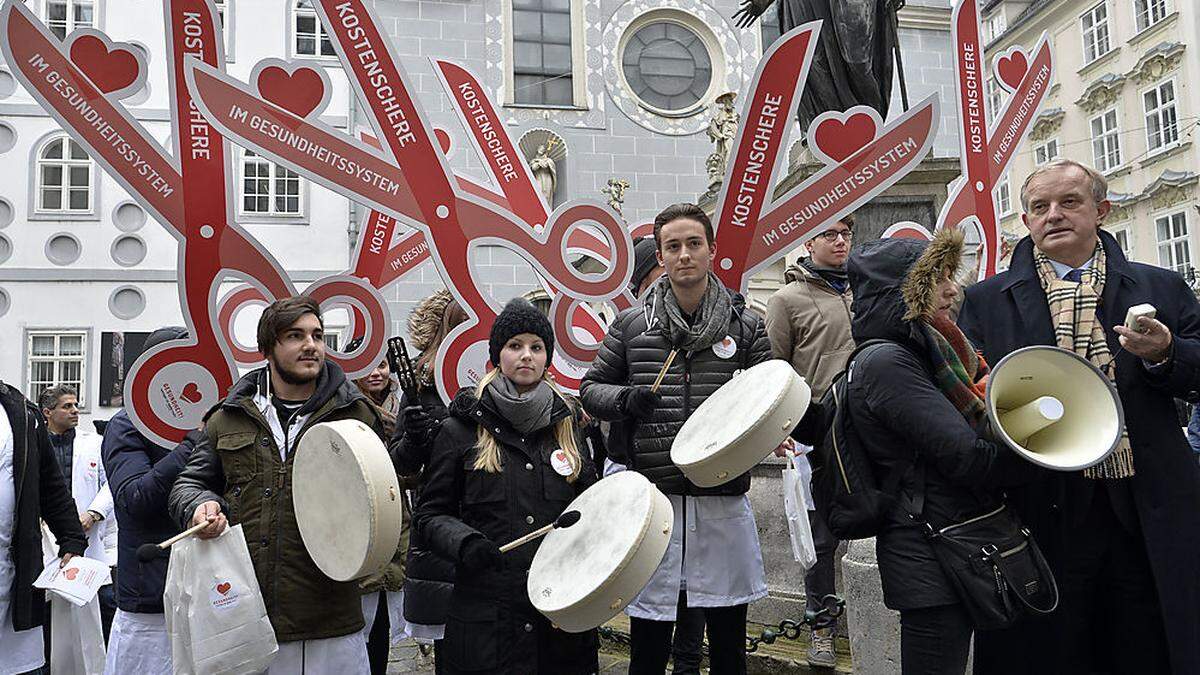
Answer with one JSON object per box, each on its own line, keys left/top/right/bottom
{"left": 734, "top": 0, "right": 897, "bottom": 131}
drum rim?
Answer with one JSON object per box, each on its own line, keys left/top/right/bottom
{"left": 672, "top": 360, "right": 801, "bottom": 467}
{"left": 528, "top": 472, "right": 659, "bottom": 613}
{"left": 293, "top": 420, "right": 402, "bottom": 581}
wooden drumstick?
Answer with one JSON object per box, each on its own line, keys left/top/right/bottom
{"left": 499, "top": 510, "right": 581, "bottom": 553}
{"left": 651, "top": 350, "right": 678, "bottom": 393}
{"left": 135, "top": 521, "right": 210, "bottom": 562}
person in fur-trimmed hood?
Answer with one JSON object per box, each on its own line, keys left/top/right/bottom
{"left": 842, "top": 227, "right": 1035, "bottom": 674}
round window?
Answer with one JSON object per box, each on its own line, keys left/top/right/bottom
{"left": 621, "top": 21, "right": 713, "bottom": 115}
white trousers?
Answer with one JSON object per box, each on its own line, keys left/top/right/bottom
{"left": 267, "top": 632, "right": 369, "bottom": 674}
{"left": 104, "top": 610, "right": 170, "bottom": 675}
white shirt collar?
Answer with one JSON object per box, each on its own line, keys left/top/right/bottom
{"left": 1048, "top": 256, "right": 1093, "bottom": 280}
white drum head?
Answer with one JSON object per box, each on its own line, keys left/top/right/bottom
{"left": 528, "top": 472, "right": 672, "bottom": 633}
{"left": 293, "top": 420, "right": 403, "bottom": 581}
{"left": 673, "top": 360, "right": 806, "bottom": 465}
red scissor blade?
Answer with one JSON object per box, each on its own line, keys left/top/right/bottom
{"left": 0, "top": 2, "right": 183, "bottom": 229}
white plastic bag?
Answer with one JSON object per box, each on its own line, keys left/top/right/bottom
{"left": 49, "top": 594, "right": 106, "bottom": 674}
{"left": 164, "top": 524, "right": 278, "bottom": 675}
{"left": 782, "top": 451, "right": 817, "bottom": 570}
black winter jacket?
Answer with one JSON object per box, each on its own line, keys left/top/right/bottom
{"left": 101, "top": 410, "right": 200, "bottom": 613}
{"left": 843, "top": 239, "right": 1032, "bottom": 611}
{"left": 1, "top": 381, "right": 87, "bottom": 632}
{"left": 579, "top": 288, "right": 771, "bottom": 495}
{"left": 390, "top": 387, "right": 456, "bottom": 626}
{"left": 960, "top": 232, "right": 1200, "bottom": 674}
{"left": 414, "top": 388, "right": 598, "bottom": 674}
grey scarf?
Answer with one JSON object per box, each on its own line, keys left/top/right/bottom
{"left": 650, "top": 272, "right": 733, "bottom": 352}
{"left": 484, "top": 375, "right": 556, "bottom": 436}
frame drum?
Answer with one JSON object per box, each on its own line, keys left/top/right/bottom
{"left": 293, "top": 420, "right": 403, "bottom": 581}
{"left": 671, "top": 360, "right": 811, "bottom": 488}
{"left": 527, "top": 472, "right": 673, "bottom": 633}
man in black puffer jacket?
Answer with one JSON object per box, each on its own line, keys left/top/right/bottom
{"left": 581, "top": 203, "right": 779, "bottom": 675}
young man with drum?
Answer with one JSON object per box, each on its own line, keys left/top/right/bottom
{"left": 581, "top": 203, "right": 786, "bottom": 675}
{"left": 765, "top": 215, "right": 855, "bottom": 668}
{"left": 169, "top": 296, "right": 389, "bottom": 673}
{"left": 413, "top": 297, "right": 599, "bottom": 674}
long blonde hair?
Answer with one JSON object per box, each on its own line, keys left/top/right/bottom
{"left": 472, "top": 369, "right": 583, "bottom": 482}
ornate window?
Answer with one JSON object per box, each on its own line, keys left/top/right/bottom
{"left": 621, "top": 19, "right": 714, "bottom": 115}
{"left": 1134, "top": 0, "right": 1168, "bottom": 33}
{"left": 1089, "top": 108, "right": 1121, "bottom": 173}
{"left": 985, "top": 76, "right": 1005, "bottom": 124}
{"left": 1112, "top": 226, "right": 1133, "bottom": 260}
{"left": 1143, "top": 79, "right": 1178, "bottom": 153}
{"left": 983, "top": 10, "right": 1007, "bottom": 44}
{"left": 1034, "top": 139, "right": 1059, "bottom": 165}
{"left": 27, "top": 331, "right": 86, "bottom": 406}
{"left": 240, "top": 150, "right": 302, "bottom": 216}
{"left": 1156, "top": 210, "right": 1190, "bottom": 273}
{"left": 36, "top": 136, "right": 92, "bottom": 214}
{"left": 510, "top": 0, "right": 577, "bottom": 106}
{"left": 995, "top": 173, "right": 1013, "bottom": 216}
{"left": 43, "top": 0, "right": 94, "bottom": 40}
{"left": 1081, "top": 2, "right": 1111, "bottom": 65}
{"left": 294, "top": 0, "right": 335, "bottom": 58}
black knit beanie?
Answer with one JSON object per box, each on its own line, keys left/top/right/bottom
{"left": 489, "top": 298, "right": 555, "bottom": 366}
{"left": 630, "top": 236, "right": 661, "bottom": 292}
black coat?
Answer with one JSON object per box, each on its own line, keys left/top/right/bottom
{"left": 0, "top": 381, "right": 87, "bottom": 632}
{"left": 414, "top": 388, "right": 598, "bottom": 674}
{"left": 101, "top": 410, "right": 199, "bottom": 613}
{"left": 842, "top": 239, "right": 1032, "bottom": 611}
{"left": 959, "top": 232, "right": 1200, "bottom": 674}
{"left": 579, "top": 289, "right": 771, "bottom": 495}
{"left": 390, "top": 387, "right": 456, "bottom": 626}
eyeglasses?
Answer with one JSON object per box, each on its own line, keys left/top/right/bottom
{"left": 816, "top": 229, "right": 853, "bottom": 242}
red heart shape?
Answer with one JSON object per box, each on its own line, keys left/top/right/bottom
{"left": 69, "top": 35, "right": 140, "bottom": 95}
{"left": 997, "top": 50, "right": 1029, "bottom": 91}
{"left": 812, "top": 112, "right": 878, "bottom": 163}
{"left": 216, "top": 582, "right": 231, "bottom": 595}
{"left": 180, "top": 382, "right": 202, "bottom": 405}
{"left": 63, "top": 568, "right": 79, "bottom": 581}
{"left": 554, "top": 451, "right": 566, "bottom": 462}
{"left": 89, "top": 461, "right": 97, "bottom": 468}
{"left": 257, "top": 66, "right": 325, "bottom": 119}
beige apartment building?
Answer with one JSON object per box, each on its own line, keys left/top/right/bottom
{"left": 983, "top": 0, "right": 1199, "bottom": 277}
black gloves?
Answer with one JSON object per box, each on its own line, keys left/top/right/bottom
{"left": 460, "top": 535, "right": 502, "bottom": 572}
{"left": 403, "top": 405, "right": 440, "bottom": 443}
{"left": 623, "top": 385, "right": 661, "bottom": 419}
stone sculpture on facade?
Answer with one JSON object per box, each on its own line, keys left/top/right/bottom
{"left": 529, "top": 140, "right": 559, "bottom": 205}
{"left": 705, "top": 92, "right": 739, "bottom": 188}
{"left": 602, "top": 178, "right": 630, "bottom": 215}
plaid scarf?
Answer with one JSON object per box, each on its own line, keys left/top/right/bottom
{"left": 922, "top": 314, "right": 990, "bottom": 431}
{"left": 1033, "top": 243, "right": 1134, "bottom": 479}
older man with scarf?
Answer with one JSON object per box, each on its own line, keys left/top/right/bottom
{"left": 582, "top": 203, "right": 787, "bottom": 675}
{"left": 959, "top": 159, "right": 1200, "bottom": 674}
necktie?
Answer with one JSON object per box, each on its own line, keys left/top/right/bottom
{"left": 1064, "top": 269, "right": 1084, "bottom": 283}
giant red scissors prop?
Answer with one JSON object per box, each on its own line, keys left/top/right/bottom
{"left": 186, "top": 0, "right": 634, "bottom": 402}
{"left": 934, "top": 0, "right": 1054, "bottom": 278}
{"left": 0, "top": 0, "right": 375, "bottom": 447}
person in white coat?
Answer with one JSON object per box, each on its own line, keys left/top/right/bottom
{"left": 40, "top": 385, "right": 117, "bottom": 649}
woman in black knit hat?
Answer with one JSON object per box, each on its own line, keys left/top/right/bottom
{"left": 412, "top": 297, "right": 599, "bottom": 674}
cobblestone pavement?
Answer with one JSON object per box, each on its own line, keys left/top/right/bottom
{"left": 386, "top": 642, "right": 631, "bottom": 674}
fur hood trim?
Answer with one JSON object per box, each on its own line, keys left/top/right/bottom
{"left": 407, "top": 289, "right": 453, "bottom": 352}
{"left": 901, "top": 228, "right": 965, "bottom": 320}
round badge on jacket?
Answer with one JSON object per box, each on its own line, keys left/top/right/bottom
{"left": 712, "top": 335, "right": 737, "bottom": 359}
{"left": 550, "top": 449, "right": 574, "bottom": 476}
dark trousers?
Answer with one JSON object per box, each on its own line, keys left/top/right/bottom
{"left": 899, "top": 603, "right": 972, "bottom": 675}
{"left": 974, "top": 486, "right": 1169, "bottom": 675}
{"left": 365, "top": 592, "right": 391, "bottom": 675}
{"left": 629, "top": 591, "right": 747, "bottom": 675}
{"left": 805, "top": 509, "right": 839, "bottom": 629}
{"left": 1054, "top": 486, "right": 1168, "bottom": 674}
{"left": 670, "top": 606, "right": 706, "bottom": 674}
